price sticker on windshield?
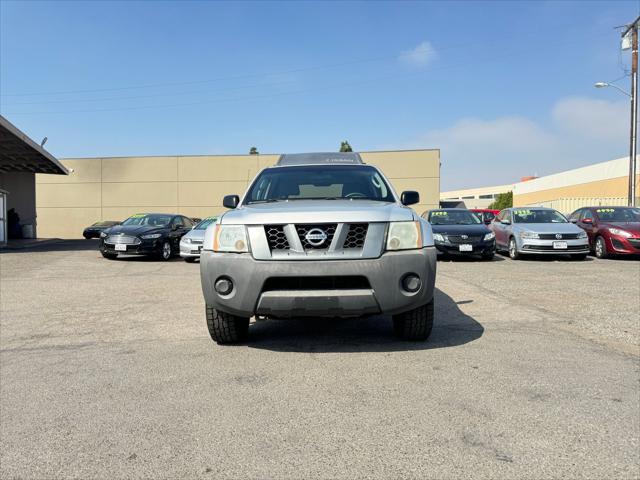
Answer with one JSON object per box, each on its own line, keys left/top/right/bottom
{"left": 129, "top": 213, "right": 146, "bottom": 218}
{"left": 514, "top": 209, "right": 532, "bottom": 215}
{"left": 596, "top": 208, "right": 614, "bottom": 213}
{"left": 431, "top": 211, "right": 449, "bottom": 216}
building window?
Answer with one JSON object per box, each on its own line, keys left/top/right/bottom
{"left": 479, "top": 194, "right": 494, "bottom": 199}
{"left": 461, "top": 196, "right": 475, "bottom": 199}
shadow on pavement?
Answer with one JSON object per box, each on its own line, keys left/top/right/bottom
{"left": 0, "top": 239, "right": 97, "bottom": 253}
{"left": 247, "top": 288, "right": 484, "bottom": 353}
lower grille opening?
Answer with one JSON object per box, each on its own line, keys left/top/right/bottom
{"left": 262, "top": 276, "right": 371, "bottom": 292}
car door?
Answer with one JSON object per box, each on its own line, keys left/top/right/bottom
{"left": 493, "top": 210, "right": 509, "bottom": 247}
{"left": 579, "top": 209, "right": 597, "bottom": 245}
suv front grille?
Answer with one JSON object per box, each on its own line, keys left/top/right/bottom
{"left": 265, "top": 225, "right": 290, "bottom": 250}
{"left": 343, "top": 223, "right": 368, "bottom": 249}
{"left": 262, "top": 276, "right": 371, "bottom": 291}
{"left": 296, "top": 224, "right": 337, "bottom": 249}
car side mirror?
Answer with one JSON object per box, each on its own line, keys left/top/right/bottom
{"left": 582, "top": 218, "right": 592, "bottom": 224}
{"left": 400, "top": 191, "right": 419, "bottom": 206}
{"left": 570, "top": 218, "right": 577, "bottom": 223}
{"left": 223, "top": 194, "right": 240, "bottom": 209}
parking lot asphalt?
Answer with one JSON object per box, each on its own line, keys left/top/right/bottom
{"left": 1, "top": 241, "right": 639, "bottom": 479}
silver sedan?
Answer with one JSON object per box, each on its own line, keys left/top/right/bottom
{"left": 490, "top": 207, "right": 589, "bottom": 260}
{"left": 179, "top": 216, "right": 219, "bottom": 262}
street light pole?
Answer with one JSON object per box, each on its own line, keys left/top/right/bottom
{"left": 623, "top": 17, "right": 639, "bottom": 207}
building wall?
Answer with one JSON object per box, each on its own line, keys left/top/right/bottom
{"left": 36, "top": 150, "right": 440, "bottom": 238}
{"left": 0, "top": 171, "right": 36, "bottom": 236}
{"left": 440, "top": 183, "right": 513, "bottom": 209}
{"left": 513, "top": 156, "right": 639, "bottom": 209}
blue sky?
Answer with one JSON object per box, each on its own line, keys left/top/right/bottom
{"left": 0, "top": 0, "right": 638, "bottom": 189}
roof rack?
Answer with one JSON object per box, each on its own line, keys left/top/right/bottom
{"left": 276, "top": 152, "right": 364, "bottom": 166}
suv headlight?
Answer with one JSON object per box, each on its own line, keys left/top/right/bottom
{"left": 433, "top": 233, "right": 445, "bottom": 242}
{"left": 386, "top": 221, "right": 422, "bottom": 251}
{"left": 213, "top": 225, "right": 249, "bottom": 252}
{"left": 484, "top": 232, "right": 495, "bottom": 241}
{"left": 520, "top": 231, "right": 539, "bottom": 239}
{"left": 608, "top": 227, "right": 632, "bottom": 238}
{"left": 141, "top": 233, "right": 162, "bottom": 239}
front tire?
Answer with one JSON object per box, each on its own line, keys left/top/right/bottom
{"left": 594, "top": 236, "right": 609, "bottom": 259}
{"left": 508, "top": 237, "right": 520, "bottom": 260}
{"left": 392, "top": 300, "right": 434, "bottom": 341}
{"left": 159, "top": 241, "right": 172, "bottom": 261}
{"left": 206, "top": 307, "right": 249, "bottom": 344}
{"left": 101, "top": 252, "right": 118, "bottom": 260}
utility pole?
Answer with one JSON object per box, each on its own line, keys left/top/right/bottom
{"left": 622, "top": 17, "right": 639, "bottom": 207}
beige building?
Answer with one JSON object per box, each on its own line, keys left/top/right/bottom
{"left": 36, "top": 149, "right": 440, "bottom": 238}
{"left": 513, "top": 156, "right": 639, "bottom": 214}
{"left": 440, "top": 183, "right": 513, "bottom": 209}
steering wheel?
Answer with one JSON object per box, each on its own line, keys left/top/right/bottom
{"left": 345, "top": 192, "right": 367, "bottom": 199}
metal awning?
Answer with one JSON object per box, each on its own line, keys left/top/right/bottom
{"left": 0, "top": 115, "right": 68, "bottom": 175}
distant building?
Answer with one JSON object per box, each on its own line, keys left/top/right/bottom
{"left": 440, "top": 183, "right": 514, "bottom": 209}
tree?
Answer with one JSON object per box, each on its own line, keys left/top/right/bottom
{"left": 249, "top": 147, "right": 259, "bottom": 155}
{"left": 488, "top": 191, "right": 513, "bottom": 211}
{"left": 339, "top": 141, "right": 353, "bottom": 152}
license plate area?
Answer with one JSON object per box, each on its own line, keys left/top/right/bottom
{"left": 459, "top": 244, "right": 473, "bottom": 252}
{"left": 553, "top": 241, "right": 568, "bottom": 249}
{"left": 115, "top": 244, "right": 127, "bottom": 251}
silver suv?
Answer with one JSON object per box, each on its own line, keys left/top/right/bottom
{"left": 199, "top": 152, "right": 437, "bottom": 344}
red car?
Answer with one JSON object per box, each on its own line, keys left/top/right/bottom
{"left": 470, "top": 209, "right": 500, "bottom": 225}
{"left": 568, "top": 206, "right": 640, "bottom": 258}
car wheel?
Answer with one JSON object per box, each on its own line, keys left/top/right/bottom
{"left": 101, "top": 252, "right": 117, "bottom": 260}
{"left": 184, "top": 257, "right": 197, "bottom": 263}
{"left": 571, "top": 254, "right": 587, "bottom": 261}
{"left": 392, "top": 300, "right": 434, "bottom": 341}
{"left": 159, "top": 241, "right": 172, "bottom": 261}
{"left": 206, "top": 306, "right": 249, "bottom": 344}
{"left": 595, "top": 236, "right": 609, "bottom": 259}
{"left": 508, "top": 237, "right": 520, "bottom": 260}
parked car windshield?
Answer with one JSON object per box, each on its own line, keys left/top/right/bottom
{"left": 244, "top": 165, "right": 395, "bottom": 204}
{"left": 194, "top": 217, "right": 218, "bottom": 230}
{"left": 428, "top": 210, "right": 481, "bottom": 225}
{"left": 512, "top": 209, "right": 567, "bottom": 223}
{"left": 121, "top": 214, "right": 172, "bottom": 227}
{"left": 594, "top": 207, "right": 640, "bottom": 222}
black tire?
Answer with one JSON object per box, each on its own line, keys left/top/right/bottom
{"left": 571, "top": 254, "right": 587, "bottom": 261}
{"left": 482, "top": 252, "right": 495, "bottom": 261}
{"left": 184, "top": 257, "right": 197, "bottom": 263}
{"left": 594, "top": 236, "right": 609, "bottom": 259}
{"left": 158, "top": 241, "right": 172, "bottom": 261}
{"left": 206, "top": 306, "right": 249, "bottom": 344}
{"left": 101, "top": 252, "right": 118, "bottom": 260}
{"left": 508, "top": 237, "right": 520, "bottom": 260}
{"left": 392, "top": 300, "right": 434, "bottom": 341}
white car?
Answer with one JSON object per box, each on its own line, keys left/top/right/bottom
{"left": 179, "top": 216, "right": 219, "bottom": 262}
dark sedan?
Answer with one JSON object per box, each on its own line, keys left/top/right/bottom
{"left": 569, "top": 206, "right": 640, "bottom": 258}
{"left": 99, "top": 213, "right": 194, "bottom": 260}
{"left": 83, "top": 220, "right": 120, "bottom": 239}
{"left": 424, "top": 208, "right": 496, "bottom": 260}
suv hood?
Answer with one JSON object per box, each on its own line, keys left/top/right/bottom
{"left": 221, "top": 200, "right": 415, "bottom": 224}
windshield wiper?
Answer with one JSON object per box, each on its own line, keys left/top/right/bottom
{"left": 246, "top": 198, "right": 286, "bottom": 204}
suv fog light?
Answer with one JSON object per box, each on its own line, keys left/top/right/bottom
{"left": 214, "top": 277, "right": 233, "bottom": 295}
{"left": 402, "top": 274, "right": 421, "bottom": 293}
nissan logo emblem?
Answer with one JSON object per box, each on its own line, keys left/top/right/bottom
{"left": 555, "top": 234, "right": 562, "bottom": 239}
{"left": 305, "top": 228, "right": 328, "bottom": 246}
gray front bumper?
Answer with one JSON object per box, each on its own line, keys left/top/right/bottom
{"left": 200, "top": 247, "right": 437, "bottom": 318}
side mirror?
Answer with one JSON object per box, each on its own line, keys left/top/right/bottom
{"left": 223, "top": 195, "right": 240, "bottom": 209}
{"left": 582, "top": 218, "right": 593, "bottom": 224}
{"left": 400, "top": 191, "right": 419, "bottom": 206}
{"left": 570, "top": 218, "right": 577, "bottom": 223}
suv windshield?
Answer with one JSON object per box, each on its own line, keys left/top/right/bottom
{"left": 428, "top": 210, "right": 481, "bottom": 225}
{"left": 594, "top": 207, "right": 640, "bottom": 222}
{"left": 121, "top": 214, "right": 172, "bottom": 227}
{"left": 194, "top": 217, "right": 218, "bottom": 230}
{"left": 244, "top": 165, "right": 395, "bottom": 204}
{"left": 513, "top": 209, "right": 567, "bottom": 223}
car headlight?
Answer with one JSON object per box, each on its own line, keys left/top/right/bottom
{"left": 520, "top": 231, "right": 539, "bottom": 239}
{"left": 386, "top": 221, "right": 422, "bottom": 251}
{"left": 213, "top": 225, "right": 249, "bottom": 252}
{"left": 182, "top": 237, "right": 192, "bottom": 244}
{"left": 608, "top": 227, "right": 632, "bottom": 238}
{"left": 100, "top": 232, "right": 107, "bottom": 238}
{"left": 433, "top": 233, "right": 445, "bottom": 242}
{"left": 484, "top": 232, "right": 495, "bottom": 241}
{"left": 141, "top": 233, "right": 162, "bottom": 239}
{"left": 577, "top": 230, "right": 587, "bottom": 238}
